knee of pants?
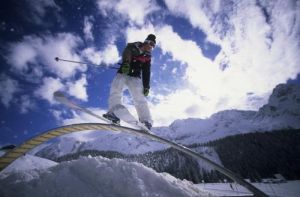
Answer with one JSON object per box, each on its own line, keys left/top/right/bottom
{"left": 109, "top": 95, "right": 122, "bottom": 108}
{"left": 134, "top": 96, "right": 148, "bottom": 107}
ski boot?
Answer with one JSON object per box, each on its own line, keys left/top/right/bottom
{"left": 103, "top": 112, "right": 120, "bottom": 125}
{"left": 141, "top": 121, "right": 152, "bottom": 130}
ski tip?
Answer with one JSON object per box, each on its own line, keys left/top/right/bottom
{"left": 53, "top": 91, "right": 65, "bottom": 98}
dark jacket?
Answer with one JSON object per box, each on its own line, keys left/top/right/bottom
{"left": 117, "top": 42, "right": 151, "bottom": 89}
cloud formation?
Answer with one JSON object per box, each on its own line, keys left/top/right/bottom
{"left": 7, "top": 33, "right": 85, "bottom": 79}
{"left": 0, "top": 74, "right": 20, "bottom": 108}
{"left": 116, "top": 0, "right": 299, "bottom": 126}
{"left": 67, "top": 75, "right": 88, "bottom": 101}
{"left": 34, "top": 77, "right": 64, "bottom": 104}
{"left": 148, "top": 0, "right": 300, "bottom": 125}
{"left": 83, "top": 16, "right": 95, "bottom": 42}
{"left": 1, "top": 0, "right": 299, "bottom": 128}
{"left": 97, "top": 0, "right": 160, "bottom": 25}
{"left": 82, "top": 44, "right": 120, "bottom": 66}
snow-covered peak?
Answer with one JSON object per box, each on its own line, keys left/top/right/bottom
{"left": 210, "top": 109, "right": 256, "bottom": 121}
{"left": 0, "top": 155, "right": 214, "bottom": 197}
{"left": 169, "top": 118, "right": 210, "bottom": 136}
{"left": 254, "top": 83, "right": 300, "bottom": 129}
{"left": 259, "top": 83, "right": 300, "bottom": 117}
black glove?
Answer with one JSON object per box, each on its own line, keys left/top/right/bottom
{"left": 143, "top": 88, "right": 149, "bottom": 96}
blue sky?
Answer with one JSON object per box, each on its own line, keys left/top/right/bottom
{"left": 0, "top": 0, "right": 299, "bottom": 145}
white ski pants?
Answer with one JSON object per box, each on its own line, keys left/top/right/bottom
{"left": 108, "top": 73, "right": 153, "bottom": 124}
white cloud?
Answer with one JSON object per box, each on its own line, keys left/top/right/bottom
{"left": 19, "top": 95, "right": 36, "bottom": 114}
{"left": 97, "top": 0, "right": 160, "bottom": 25}
{"left": 164, "top": 0, "right": 300, "bottom": 89}
{"left": 156, "top": 25, "right": 212, "bottom": 66}
{"left": 50, "top": 107, "right": 102, "bottom": 127}
{"left": 6, "top": 43, "right": 37, "bottom": 72}
{"left": 0, "top": 75, "right": 35, "bottom": 114}
{"left": 34, "top": 75, "right": 89, "bottom": 103}
{"left": 5, "top": 32, "right": 92, "bottom": 111}
{"left": 59, "top": 108, "right": 107, "bottom": 125}
{"left": 82, "top": 44, "right": 120, "bottom": 66}
{"left": 164, "top": 0, "right": 213, "bottom": 38}
{"left": 101, "top": 44, "right": 120, "bottom": 65}
{"left": 0, "top": 74, "right": 20, "bottom": 108}
{"left": 123, "top": 3, "right": 299, "bottom": 125}
{"left": 7, "top": 33, "right": 85, "bottom": 79}
{"left": 96, "top": 0, "right": 118, "bottom": 17}
{"left": 81, "top": 47, "right": 102, "bottom": 65}
{"left": 126, "top": 25, "right": 156, "bottom": 43}
{"left": 149, "top": 89, "right": 203, "bottom": 126}
{"left": 67, "top": 75, "right": 88, "bottom": 101}
{"left": 83, "top": 16, "right": 94, "bottom": 42}
{"left": 34, "top": 77, "right": 64, "bottom": 104}
{"left": 142, "top": 0, "right": 300, "bottom": 126}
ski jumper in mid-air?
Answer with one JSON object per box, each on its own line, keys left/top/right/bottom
{"left": 103, "top": 34, "right": 156, "bottom": 130}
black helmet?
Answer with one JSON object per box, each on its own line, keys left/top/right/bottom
{"left": 144, "top": 34, "right": 156, "bottom": 47}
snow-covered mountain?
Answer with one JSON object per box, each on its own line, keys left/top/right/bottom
{"left": 166, "top": 83, "right": 300, "bottom": 145}
{"left": 256, "top": 83, "right": 300, "bottom": 129}
{"left": 35, "top": 83, "right": 300, "bottom": 158}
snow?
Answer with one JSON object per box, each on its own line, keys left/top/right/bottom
{"left": 197, "top": 181, "right": 300, "bottom": 197}
{"left": 0, "top": 154, "right": 214, "bottom": 197}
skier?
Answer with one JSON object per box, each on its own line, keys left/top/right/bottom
{"left": 103, "top": 34, "right": 156, "bottom": 130}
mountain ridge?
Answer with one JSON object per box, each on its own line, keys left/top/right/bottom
{"left": 34, "top": 83, "right": 300, "bottom": 158}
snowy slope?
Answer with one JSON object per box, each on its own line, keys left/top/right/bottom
{"left": 0, "top": 155, "right": 214, "bottom": 197}
{"left": 197, "top": 181, "right": 300, "bottom": 197}
{"left": 35, "top": 83, "right": 300, "bottom": 158}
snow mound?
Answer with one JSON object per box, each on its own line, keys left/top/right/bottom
{"left": 0, "top": 155, "right": 214, "bottom": 197}
{"left": 0, "top": 154, "right": 57, "bottom": 175}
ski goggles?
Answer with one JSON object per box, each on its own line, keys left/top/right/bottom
{"left": 144, "top": 40, "right": 156, "bottom": 48}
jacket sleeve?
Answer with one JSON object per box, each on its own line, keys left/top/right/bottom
{"left": 122, "top": 44, "right": 133, "bottom": 63}
{"left": 142, "top": 62, "right": 151, "bottom": 89}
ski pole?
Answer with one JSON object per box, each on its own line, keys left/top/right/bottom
{"left": 54, "top": 57, "right": 119, "bottom": 69}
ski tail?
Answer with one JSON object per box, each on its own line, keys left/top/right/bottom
{"left": 53, "top": 91, "right": 111, "bottom": 124}
{"left": 54, "top": 91, "right": 80, "bottom": 110}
